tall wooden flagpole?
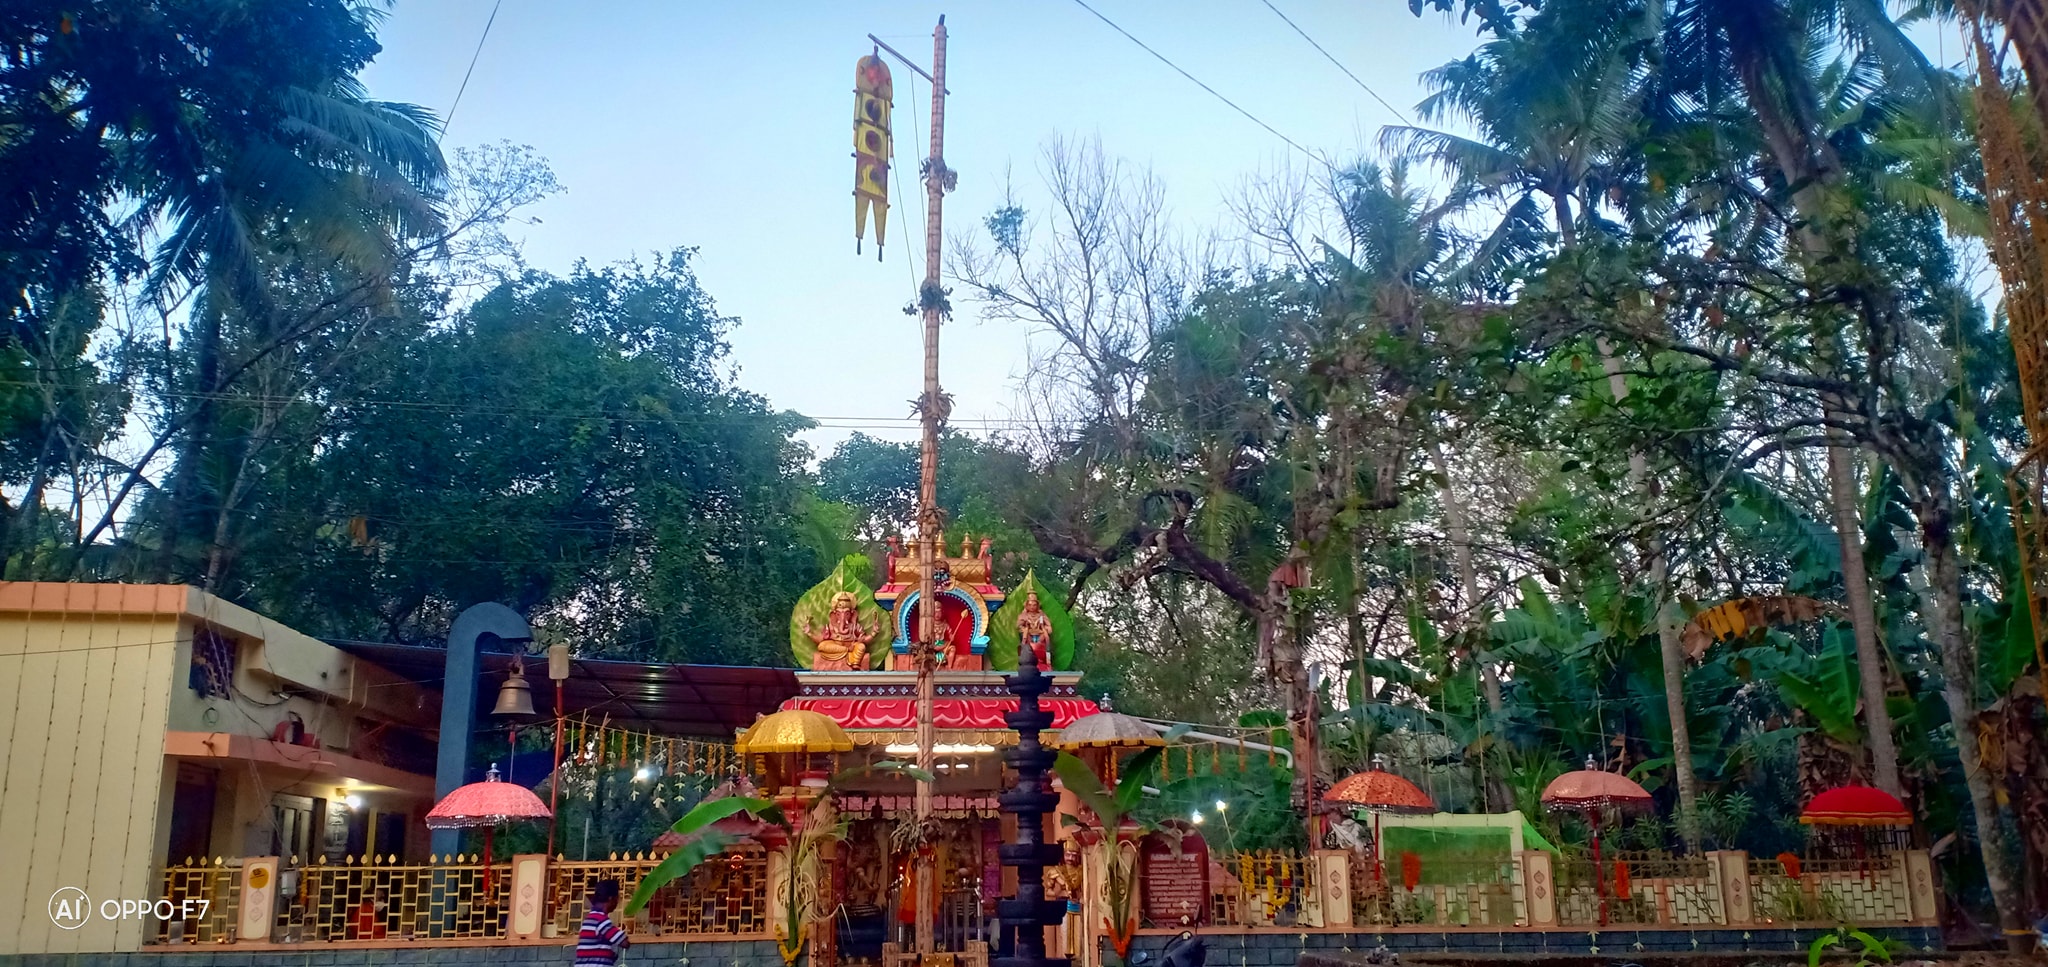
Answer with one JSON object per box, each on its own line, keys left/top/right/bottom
{"left": 913, "top": 15, "right": 949, "bottom": 959}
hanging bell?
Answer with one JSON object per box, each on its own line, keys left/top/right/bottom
{"left": 493, "top": 662, "right": 536, "bottom": 717}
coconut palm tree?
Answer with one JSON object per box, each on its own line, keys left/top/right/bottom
{"left": 1379, "top": 0, "right": 1659, "bottom": 246}
{"left": 1, "top": 1, "right": 449, "bottom": 575}
{"left": 109, "top": 12, "right": 448, "bottom": 581}
{"left": 1380, "top": 0, "right": 1720, "bottom": 850}
{"left": 1656, "top": 0, "right": 2036, "bottom": 937}
{"left": 1322, "top": 159, "right": 1541, "bottom": 736}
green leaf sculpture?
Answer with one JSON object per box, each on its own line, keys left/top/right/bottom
{"left": 986, "top": 570, "right": 1074, "bottom": 671}
{"left": 789, "top": 555, "right": 888, "bottom": 669}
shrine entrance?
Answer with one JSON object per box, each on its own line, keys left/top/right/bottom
{"left": 835, "top": 801, "right": 1001, "bottom": 961}
{"left": 781, "top": 542, "right": 1094, "bottom": 967}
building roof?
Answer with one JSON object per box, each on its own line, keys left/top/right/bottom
{"left": 330, "top": 641, "right": 800, "bottom": 738}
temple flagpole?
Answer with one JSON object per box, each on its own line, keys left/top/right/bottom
{"left": 912, "top": 15, "right": 949, "bottom": 959}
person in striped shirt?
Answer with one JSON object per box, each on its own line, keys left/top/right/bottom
{"left": 577, "top": 879, "right": 631, "bottom": 965}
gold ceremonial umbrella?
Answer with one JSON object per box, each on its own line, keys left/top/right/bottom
{"left": 1053, "top": 711, "right": 1164, "bottom": 789}
{"left": 734, "top": 708, "right": 853, "bottom": 792}
{"left": 734, "top": 708, "right": 855, "bottom": 755}
{"left": 1053, "top": 712, "right": 1165, "bottom": 750}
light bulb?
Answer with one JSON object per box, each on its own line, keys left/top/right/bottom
{"left": 634, "top": 767, "right": 653, "bottom": 782}
{"left": 344, "top": 795, "right": 364, "bottom": 810}
{"left": 1190, "top": 811, "right": 1204, "bottom": 825}
{"left": 1215, "top": 800, "right": 1228, "bottom": 812}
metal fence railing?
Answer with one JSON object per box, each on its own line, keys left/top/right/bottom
{"left": 1748, "top": 855, "right": 1914, "bottom": 925}
{"left": 288, "top": 853, "right": 508, "bottom": 941}
{"left": 551, "top": 849, "right": 770, "bottom": 938}
{"left": 1203, "top": 851, "right": 1314, "bottom": 928}
{"left": 150, "top": 848, "right": 772, "bottom": 946}
{"left": 1555, "top": 850, "right": 1720, "bottom": 927}
{"left": 155, "top": 844, "right": 1927, "bottom": 946}
{"left": 1350, "top": 853, "right": 1522, "bottom": 927}
{"left": 153, "top": 856, "right": 241, "bottom": 944}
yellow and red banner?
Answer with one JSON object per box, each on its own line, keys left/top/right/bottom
{"left": 854, "top": 54, "right": 893, "bottom": 258}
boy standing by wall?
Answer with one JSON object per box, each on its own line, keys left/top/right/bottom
{"left": 577, "top": 879, "right": 631, "bottom": 966}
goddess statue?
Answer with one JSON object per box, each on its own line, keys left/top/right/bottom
{"left": 1016, "top": 592, "right": 1053, "bottom": 669}
{"left": 804, "top": 591, "right": 877, "bottom": 670}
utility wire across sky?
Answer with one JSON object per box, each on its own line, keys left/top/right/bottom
{"left": 1253, "top": 0, "right": 1414, "bottom": 125}
{"left": 1067, "top": 0, "right": 1337, "bottom": 172}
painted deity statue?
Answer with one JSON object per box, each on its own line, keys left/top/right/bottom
{"left": 933, "top": 619, "right": 956, "bottom": 669}
{"left": 1017, "top": 592, "right": 1053, "bottom": 669}
{"left": 804, "top": 591, "right": 877, "bottom": 670}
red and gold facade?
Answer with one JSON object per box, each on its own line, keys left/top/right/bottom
{"left": 778, "top": 537, "right": 1093, "bottom": 953}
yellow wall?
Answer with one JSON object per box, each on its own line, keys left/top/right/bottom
{"left": 0, "top": 592, "right": 182, "bottom": 955}
{"left": 0, "top": 582, "right": 440, "bottom": 954}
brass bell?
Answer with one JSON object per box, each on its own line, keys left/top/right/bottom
{"left": 492, "top": 662, "right": 535, "bottom": 717}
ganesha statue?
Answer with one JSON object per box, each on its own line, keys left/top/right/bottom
{"left": 804, "top": 591, "right": 878, "bottom": 670}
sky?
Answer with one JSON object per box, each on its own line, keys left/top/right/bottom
{"left": 356, "top": 2, "right": 1485, "bottom": 456}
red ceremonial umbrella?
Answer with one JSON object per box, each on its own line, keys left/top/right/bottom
{"left": 1542, "top": 756, "right": 1654, "bottom": 926}
{"left": 1800, "top": 784, "right": 1911, "bottom": 827}
{"left": 426, "top": 764, "right": 553, "bottom": 897}
{"left": 1324, "top": 756, "right": 1435, "bottom": 887}
{"left": 1800, "top": 784, "right": 1911, "bottom": 870}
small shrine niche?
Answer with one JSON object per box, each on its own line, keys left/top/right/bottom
{"left": 876, "top": 532, "right": 1001, "bottom": 670}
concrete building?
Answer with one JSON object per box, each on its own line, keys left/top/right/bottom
{"left": 0, "top": 582, "right": 440, "bottom": 955}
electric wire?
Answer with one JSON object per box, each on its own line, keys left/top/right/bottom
{"left": 1067, "top": 0, "right": 1336, "bottom": 173}
{"left": 1253, "top": 0, "right": 1412, "bottom": 126}
{"left": 0, "top": 376, "right": 1034, "bottom": 429}
{"left": 896, "top": 56, "right": 926, "bottom": 292}
{"left": 441, "top": 0, "right": 504, "bottom": 139}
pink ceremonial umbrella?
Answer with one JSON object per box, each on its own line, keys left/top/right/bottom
{"left": 1541, "top": 756, "right": 1654, "bottom": 926}
{"left": 425, "top": 764, "right": 552, "bottom": 897}
{"left": 1324, "top": 756, "right": 1436, "bottom": 887}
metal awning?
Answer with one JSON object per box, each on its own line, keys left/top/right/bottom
{"left": 332, "top": 641, "right": 800, "bottom": 738}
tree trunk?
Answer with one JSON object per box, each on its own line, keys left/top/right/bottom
{"left": 1432, "top": 440, "right": 1503, "bottom": 709}
{"left": 6, "top": 428, "right": 62, "bottom": 573}
{"left": 1597, "top": 339, "right": 1703, "bottom": 851}
{"left": 1753, "top": 75, "right": 1904, "bottom": 801}
{"left": 1266, "top": 553, "right": 1322, "bottom": 844}
{"left": 1916, "top": 496, "right": 2029, "bottom": 949}
{"left": 1554, "top": 183, "right": 1698, "bottom": 840}
{"left": 155, "top": 297, "right": 226, "bottom": 582}
{"left": 1744, "top": 44, "right": 2012, "bottom": 927}
{"left": 1430, "top": 439, "right": 1513, "bottom": 809}
{"left": 1645, "top": 528, "right": 1703, "bottom": 850}
{"left": 1822, "top": 442, "right": 1904, "bottom": 795}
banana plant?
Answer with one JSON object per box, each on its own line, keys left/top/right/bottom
{"left": 1053, "top": 746, "right": 1166, "bottom": 963}
{"left": 624, "top": 762, "right": 929, "bottom": 966}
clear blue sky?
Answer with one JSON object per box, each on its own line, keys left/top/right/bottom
{"left": 358, "top": 2, "right": 1483, "bottom": 454}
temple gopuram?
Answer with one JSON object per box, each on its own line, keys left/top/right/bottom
{"left": 777, "top": 533, "right": 1098, "bottom": 958}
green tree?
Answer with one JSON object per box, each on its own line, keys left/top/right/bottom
{"left": 226, "top": 251, "right": 827, "bottom": 664}
{"left": 0, "top": 0, "right": 454, "bottom": 580}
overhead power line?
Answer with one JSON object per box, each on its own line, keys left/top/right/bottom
{"left": 1253, "top": 0, "right": 1412, "bottom": 126}
{"left": 1067, "top": 0, "right": 1335, "bottom": 172}
{"left": 442, "top": 0, "right": 503, "bottom": 139}
{"left": 0, "top": 375, "right": 1038, "bottom": 430}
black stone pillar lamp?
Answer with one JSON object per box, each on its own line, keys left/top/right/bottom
{"left": 995, "top": 643, "right": 1070, "bottom": 967}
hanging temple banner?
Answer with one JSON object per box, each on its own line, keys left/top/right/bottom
{"left": 853, "top": 54, "right": 893, "bottom": 259}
